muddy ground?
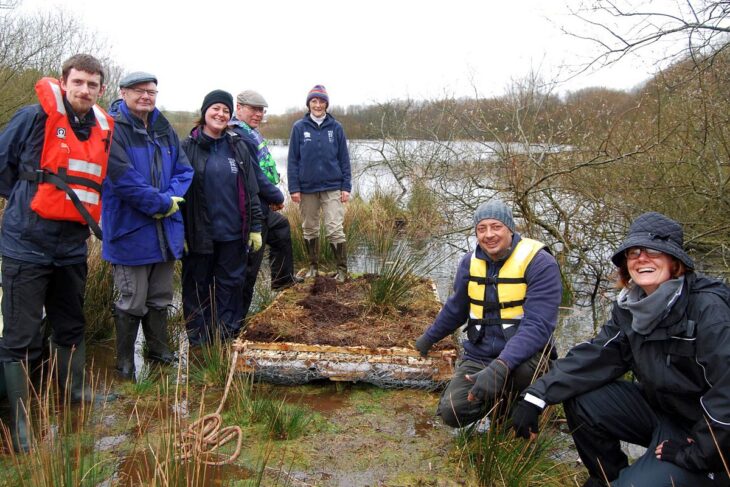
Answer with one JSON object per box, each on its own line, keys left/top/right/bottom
{"left": 244, "top": 382, "right": 473, "bottom": 486}
{"left": 36, "top": 342, "right": 475, "bottom": 487}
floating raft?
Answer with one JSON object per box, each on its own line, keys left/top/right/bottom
{"left": 232, "top": 339, "right": 456, "bottom": 391}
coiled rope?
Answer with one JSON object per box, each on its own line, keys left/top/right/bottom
{"left": 173, "top": 350, "right": 243, "bottom": 465}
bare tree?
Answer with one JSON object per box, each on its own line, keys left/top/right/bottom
{"left": 0, "top": 7, "right": 112, "bottom": 126}
{"left": 569, "top": 0, "right": 730, "bottom": 74}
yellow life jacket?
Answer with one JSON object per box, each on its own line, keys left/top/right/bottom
{"left": 466, "top": 238, "right": 546, "bottom": 342}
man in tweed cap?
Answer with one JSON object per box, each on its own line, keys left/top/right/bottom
{"left": 415, "top": 199, "right": 562, "bottom": 430}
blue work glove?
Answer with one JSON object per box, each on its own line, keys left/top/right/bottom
{"left": 512, "top": 399, "right": 542, "bottom": 439}
{"left": 248, "top": 231, "right": 262, "bottom": 252}
{"left": 466, "top": 358, "right": 509, "bottom": 402}
{"left": 153, "top": 196, "right": 184, "bottom": 219}
{"left": 414, "top": 334, "right": 433, "bottom": 358}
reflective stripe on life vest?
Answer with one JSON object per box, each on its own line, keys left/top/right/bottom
{"left": 29, "top": 77, "right": 113, "bottom": 234}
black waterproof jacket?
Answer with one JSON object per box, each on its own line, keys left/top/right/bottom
{"left": 528, "top": 273, "right": 730, "bottom": 472}
{"left": 181, "top": 128, "right": 263, "bottom": 255}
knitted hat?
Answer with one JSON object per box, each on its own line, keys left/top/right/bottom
{"left": 237, "top": 89, "right": 268, "bottom": 108}
{"left": 119, "top": 71, "right": 157, "bottom": 88}
{"left": 473, "top": 200, "right": 515, "bottom": 233}
{"left": 201, "top": 89, "right": 233, "bottom": 117}
{"left": 611, "top": 212, "right": 694, "bottom": 269}
{"left": 306, "top": 84, "right": 329, "bottom": 107}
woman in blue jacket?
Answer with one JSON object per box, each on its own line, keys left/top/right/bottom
{"left": 181, "top": 90, "right": 263, "bottom": 345}
{"left": 287, "top": 85, "right": 352, "bottom": 283}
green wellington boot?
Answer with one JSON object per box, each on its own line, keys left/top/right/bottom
{"left": 305, "top": 238, "right": 319, "bottom": 278}
{"left": 141, "top": 307, "right": 176, "bottom": 365}
{"left": 3, "top": 361, "right": 31, "bottom": 452}
{"left": 53, "top": 341, "right": 117, "bottom": 404}
{"left": 115, "top": 309, "right": 139, "bottom": 380}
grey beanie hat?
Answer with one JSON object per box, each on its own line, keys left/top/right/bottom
{"left": 473, "top": 200, "right": 515, "bottom": 233}
{"left": 119, "top": 71, "right": 157, "bottom": 88}
{"left": 611, "top": 212, "right": 694, "bottom": 269}
{"left": 237, "top": 90, "right": 268, "bottom": 108}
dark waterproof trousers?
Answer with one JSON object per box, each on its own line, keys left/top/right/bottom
{"left": 182, "top": 239, "right": 247, "bottom": 344}
{"left": 564, "top": 380, "right": 728, "bottom": 487}
{"left": 0, "top": 256, "right": 86, "bottom": 363}
{"left": 241, "top": 211, "right": 296, "bottom": 317}
{"left": 437, "top": 355, "right": 541, "bottom": 428}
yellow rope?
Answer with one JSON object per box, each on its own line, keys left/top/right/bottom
{"left": 173, "top": 350, "right": 243, "bottom": 466}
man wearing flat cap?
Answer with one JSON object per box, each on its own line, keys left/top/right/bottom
{"left": 230, "top": 90, "right": 302, "bottom": 318}
{"left": 415, "top": 199, "right": 562, "bottom": 430}
{"left": 102, "top": 71, "right": 193, "bottom": 380}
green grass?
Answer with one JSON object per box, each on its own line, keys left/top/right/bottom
{"left": 228, "top": 379, "right": 315, "bottom": 441}
{"left": 455, "top": 400, "right": 578, "bottom": 487}
{"left": 83, "top": 239, "right": 116, "bottom": 341}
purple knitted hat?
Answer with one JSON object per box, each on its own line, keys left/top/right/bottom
{"left": 306, "top": 84, "right": 329, "bottom": 107}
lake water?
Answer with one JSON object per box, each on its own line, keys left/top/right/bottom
{"left": 268, "top": 139, "right": 611, "bottom": 351}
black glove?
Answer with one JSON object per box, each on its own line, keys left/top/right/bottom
{"left": 512, "top": 399, "right": 542, "bottom": 439}
{"left": 414, "top": 334, "right": 433, "bottom": 358}
{"left": 466, "top": 358, "right": 509, "bottom": 402}
{"left": 656, "top": 439, "right": 696, "bottom": 469}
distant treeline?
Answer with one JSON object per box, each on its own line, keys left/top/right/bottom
{"left": 163, "top": 86, "right": 638, "bottom": 143}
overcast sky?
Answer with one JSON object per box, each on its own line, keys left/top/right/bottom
{"left": 16, "top": 0, "right": 674, "bottom": 114}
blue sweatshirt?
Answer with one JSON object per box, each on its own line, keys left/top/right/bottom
{"left": 422, "top": 233, "right": 562, "bottom": 369}
{"left": 287, "top": 113, "right": 351, "bottom": 194}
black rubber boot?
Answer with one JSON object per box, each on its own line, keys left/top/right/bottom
{"left": 54, "top": 341, "right": 116, "bottom": 404}
{"left": 141, "top": 307, "right": 176, "bottom": 365}
{"left": 332, "top": 242, "right": 348, "bottom": 283}
{"left": 115, "top": 309, "right": 139, "bottom": 380}
{"left": 305, "top": 238, "right": 319, "bottom": 278}
{"left": 3, "top": 361, "right": 31, "bottom": 452}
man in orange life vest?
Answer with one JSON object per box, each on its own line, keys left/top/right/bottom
{"left": 0, "top": 54, "right": 115, "bottom": 451}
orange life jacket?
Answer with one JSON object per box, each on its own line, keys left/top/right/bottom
{"left": 27, "top": 77, "right": 113, "bottom": 239}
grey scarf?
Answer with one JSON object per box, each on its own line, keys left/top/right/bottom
{"left": 616, "top": 276, "right": 685, "bottom": 335}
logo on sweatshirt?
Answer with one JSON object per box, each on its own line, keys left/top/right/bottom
{"left": 328, "top": 130, "right": 334, "bottom": 143}
{"left": 303, "top": 131, "right": 311, "bottom": 143}
{"left": 56, "top": 127, "right": 66, "bottom": 139}
{"left": 228, "top": 158, "right": 238, "bottom": 174}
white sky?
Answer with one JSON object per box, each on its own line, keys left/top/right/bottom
{"left": 15, "top": 0, "right": 674, "bottom": 114}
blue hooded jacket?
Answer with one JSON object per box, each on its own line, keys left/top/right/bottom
{"left": 287, "top": 113, "right": 351, "bottom": 194}
{"left": 101, "top": 100, "right": 193, "bottom": 265}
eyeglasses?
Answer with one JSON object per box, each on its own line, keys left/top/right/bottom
{"left": 128, "top": 87, "right": 158, "bottom": 97}
{"left": 625, "top": 247, "right": 664, "bottom": 260}
{"left": 244, "top": 105, "right": 266, "bottom": 114}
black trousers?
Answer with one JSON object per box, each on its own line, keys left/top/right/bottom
{"left": 182, "top": 239, "right": 247, "bottom": 344}
{"left": 0, "top": 256, "right": 87, "bottom": 362}
{"left": 564, "top": 380, "right": 726, "bottom": 487}
{"left": 242, "top": 211, "right": 296, "bottom": 317}
{"left": 437, "top": 354, "right": 541, "bottom": 428}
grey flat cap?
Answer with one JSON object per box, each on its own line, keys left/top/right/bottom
{"left": 119, "top": 71, "right": 158, "bottom": 88}
{"left": 236, "top": 89, "right": 268, "bottom": 108}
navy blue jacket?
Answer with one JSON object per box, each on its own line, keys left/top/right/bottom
{"left": 0, "top": 104, "right": 95, "bottom": 265}
{"left": 101, "top": 100, "right": 193, "bottom": 265}
{"left": 422, "top": 234, "right": 562, "bottom": 368}
{"left": 181, "top": 128, "right": 263, "bottom": 255}
{"left": 230, "top": 121, "right": 284, "bottom": 218}
{"left": 287, "top": 113, "right": 351, "bottom": 194}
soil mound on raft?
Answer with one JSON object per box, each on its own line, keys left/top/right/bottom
{"left": 243, "top": 274, "right": 456, "bottom": 352}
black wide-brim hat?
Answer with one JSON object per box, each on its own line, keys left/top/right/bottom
{"left": 611, "top": 212, "right": 694, "bottom": 269}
